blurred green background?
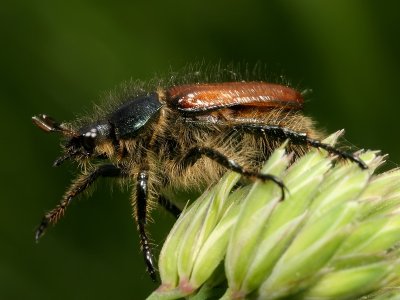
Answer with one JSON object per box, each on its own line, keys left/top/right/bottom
{"left": 1, "top": 0, "right": 399, "bottom": 299}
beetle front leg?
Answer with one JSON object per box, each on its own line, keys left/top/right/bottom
{"left": 181, "top": 146, "right": 287, "bottom": 198}
{"left": 235, "top": 124, "right": 367, "bottom": 169}
{"left": 135, "top": 170, "right": 158, "bottom": 282}
{"left": 35, "top": 164, "right": 123, "bottom": 241}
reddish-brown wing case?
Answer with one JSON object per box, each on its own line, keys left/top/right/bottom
{"left": 167, "top": 82, "right": 303, "bottom": 112}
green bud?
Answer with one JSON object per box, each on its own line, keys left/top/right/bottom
{"left": 225, "top": 146, "right": 291, "bottom": 291}
{"left": 307, "top": 262, "right": 392, "bottom": 299}
{"left": 148, "top": 132, "right": 400, "bottom": 300}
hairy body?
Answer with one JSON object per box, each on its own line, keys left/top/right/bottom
{"left": 33, "top": 68, "right": 364, "bottom": 281}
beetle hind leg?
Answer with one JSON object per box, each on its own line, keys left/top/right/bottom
{"left": 235, "top": 124, "right": 367, "bottom": 169}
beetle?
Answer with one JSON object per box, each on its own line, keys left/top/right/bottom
{"left": 32, "top": 71, "right": 366, "bottom": 282}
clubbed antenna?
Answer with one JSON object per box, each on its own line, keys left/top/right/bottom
{"left": 32, "top": 114, "right": 81, "bottom": 167}
{"left": 32, "top": 114, "right": 76, "bottom": 137}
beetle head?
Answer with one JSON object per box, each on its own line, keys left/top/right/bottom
{"left": 32, "top": 114, "right": 112, "bottom": 166}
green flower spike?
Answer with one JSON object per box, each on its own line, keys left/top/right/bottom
{"left": 147, "top": 131, "right": 400, "bottom": 300}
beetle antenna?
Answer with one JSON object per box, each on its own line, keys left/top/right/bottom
{"left": 32, "top": 114, "right": 76, "bottom": 137}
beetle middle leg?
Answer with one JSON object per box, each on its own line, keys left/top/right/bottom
{"left": 234, "top": 124, "right": 367, "bottom": 169}
{"left": 35, "top": 164, "right": 124, "bottom": 241}
{"left": 181, "top": 146, "right": 287, "bottom": 197}
{"left": 135, "top": 170, "right": 158, "bottom": 282}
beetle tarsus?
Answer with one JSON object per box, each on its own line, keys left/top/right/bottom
{"left": 143, "top": 241, "right": 158, "bottom": 283}
{"left": 35, "top": 218, "right": 48, "bottom": 242}
{"left": 256, "top": 173, "right": 288, "bottom": 201}
{"left": 305, "top": 137, "right": 368, "bottom": 169}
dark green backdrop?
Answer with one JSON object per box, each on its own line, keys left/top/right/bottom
{"left": 1, "top": 1, "right": 399, "bottom": 299}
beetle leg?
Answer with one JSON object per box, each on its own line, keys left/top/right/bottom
{"left": 135, "top": 170, "right": 158, "bottom": 282}
{"left": 158, "top": 196, "right": 182, "bottom": 219}
{"left": 182, "top": 147, "right": 287, "bottom": 198}
{"left": 235, "top": 124, "right": 367, "bottom": 169}
{"left": 35, "top": 164, "right": 124, "bottom": 242}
